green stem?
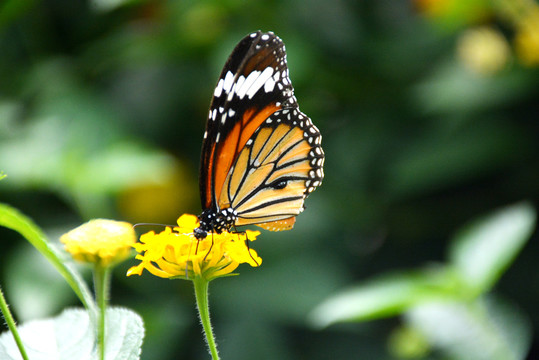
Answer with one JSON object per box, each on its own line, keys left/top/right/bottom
{"left": 94, "top": 264, "right": 111, "bottom": 360}
{"left": 0, "top": 286, "right": 29, "bottom": 360}
{"left": 193, "top": 276, "right": 220, "bottom": 360}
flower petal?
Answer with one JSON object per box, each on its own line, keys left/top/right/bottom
{"left": 128, "top": 214, "right": 262, "bottom": 280}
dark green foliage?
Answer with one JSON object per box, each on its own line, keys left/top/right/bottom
{"left": 1, "top": 1, "right": 538, "bottom": 359}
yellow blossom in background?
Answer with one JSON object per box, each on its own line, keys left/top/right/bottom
{"left": 61, "top": 219, "right": 136, "bottom": 267}
{"left": 117, "top": 162, "right": 197, "bottom": 224}
{"left": 514, "top": 8, "right": 539, "bottom": 66}
{"left": 127, "top": 214, "right": 262, "bottom": 281}
{"left": 457, "top": 27, "right": 510, "bottom": 75}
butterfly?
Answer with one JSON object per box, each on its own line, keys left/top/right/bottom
{"left": 193, "top": 31, "right": 324, "bottom": 240}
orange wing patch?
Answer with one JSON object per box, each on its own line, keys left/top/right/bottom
{"left": 212, "top": 104, "right": 280, "bottom": 207}
{"left": 256, "top": 217, "right": 296, "bottom": 232}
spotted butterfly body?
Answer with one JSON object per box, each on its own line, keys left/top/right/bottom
{"left": 194, "top": 31, "right": 324, "bottom": 240}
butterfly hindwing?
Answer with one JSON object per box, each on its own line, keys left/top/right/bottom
{"left": 219, "top": 108, "right": 324, "bottom": 228}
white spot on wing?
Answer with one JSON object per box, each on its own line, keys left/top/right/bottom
{"left": 223, "top": 71, "right": 234, "bottom": 94}
{"left": 246, "top": 67, "right": 274, "bottom": 99}
{"left": 236, "top": 70, "right": 260, "bottom": 99}
{"left": 227, "top": 75, "right": 246, "bottom": 101}
{"left": 264, "top": 77, "right": 276, "bottom": 93}
{"left": 214, "top": 78, "right": 224, "bottom": 97}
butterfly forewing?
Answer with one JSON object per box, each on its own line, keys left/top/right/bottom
{"left": 200, "top": 31, "right": 297, "bottom": 210}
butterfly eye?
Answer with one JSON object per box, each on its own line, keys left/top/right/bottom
{"left": 270, "top": 179, "right": 288, "bottom": 190}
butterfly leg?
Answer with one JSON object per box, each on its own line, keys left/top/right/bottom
{"left": 233, "top": 226, "right": 259, "bottom": 266}
{"left": 203, "top": 232, "right": 214, "bottom": 261}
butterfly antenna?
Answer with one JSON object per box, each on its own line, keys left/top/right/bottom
{"left": 133, "top": 222, "right": 174, "bottom": 230}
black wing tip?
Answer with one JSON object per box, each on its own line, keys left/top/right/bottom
{"left": 247, "top": 30, "right": 275, "bottom": 37}
{"left": 245, "top": 31, "right": 282, "bottom": 44}
{"left": 221, "top": 31, "right": 282, "bottom": 76}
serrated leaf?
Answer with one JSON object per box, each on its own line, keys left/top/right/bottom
{"left": 449, "top": 202, "right": 536, "bottom": 294}
{"left": 308, "top": 267, "right": 456, "bottom": 328}
{"left": 0, "top": 307, "right": 144, "bottom": 360}
{"left": 104, "top": 308, "right": 145, "bottom": 360}
{"left": 0, "top": 308, "right": 94, "bottom": 360}
{"left": 406, "top": 295, "right": 531, "bottom": 360}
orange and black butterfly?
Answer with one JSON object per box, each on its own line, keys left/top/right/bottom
{"left": 194, "top": 31, "right": 324, "bottom": 239}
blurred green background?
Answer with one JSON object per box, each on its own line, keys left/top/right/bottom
{"left": 1, "top": 0, "right": 538, "bottom": 359}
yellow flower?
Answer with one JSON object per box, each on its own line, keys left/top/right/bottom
{"left": 117, "top": 163, "right": 197, "bottom": 224}
{"left": 457, "top": 27, "right": 510, "bottom": 75}
{"left": 61, "top": 219, "right": 136, "bottom": 267}
{"left": 514, "top": 8, "right": 539, "bottom": 66}
{"left": 127, "top": 214, "right": 262, "bottom": 281}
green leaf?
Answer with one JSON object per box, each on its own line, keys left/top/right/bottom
{"left": 308, "top": 267, "right": 457, "bottom": 328}
{"left": 449, "top": 202, "right": 536, "bottom": 295}
{"left": 102, "top": 308, "right": 145, "bottom": 360}
{"left": 0, "top": 307, "right": 144, "bottom": 360}
{"left": 0, "top": 203, "right": 96, "bottom": 315}
{"left": 406, "top": 295, "right": 531, "bottom": 360}
{"left": 413, "top": 60, "right": 530, "bottom": 115}
{"left": 0, "top": 0, "right": 38, "bottom": 30}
